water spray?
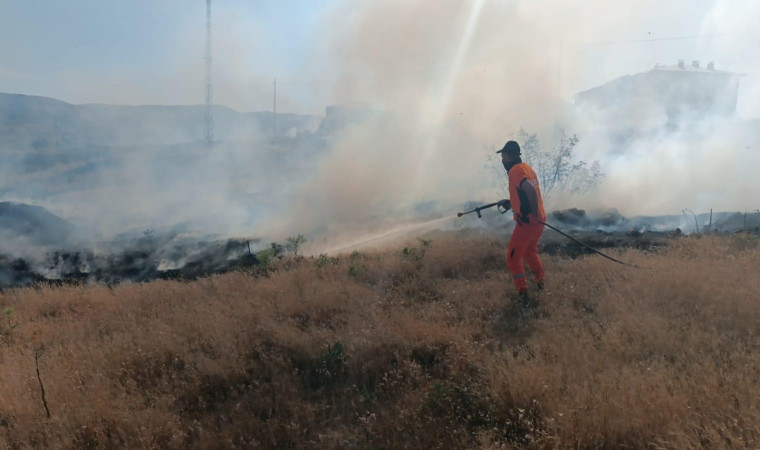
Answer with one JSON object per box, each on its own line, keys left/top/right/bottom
{"left": 320, "top": 216, "right": 456, "bottom": 255}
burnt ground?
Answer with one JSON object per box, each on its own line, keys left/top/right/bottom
{"left": 539, "top": 229, "right": 671, "bottom": 259}
{"left": 2, "top": 206, "right": 756, "bottom": 290}
{"left": 0, "top": 228, "right": 670, "bottom": 290}
{"left": 0, "top": 236, "right": 262, "bottom": 289}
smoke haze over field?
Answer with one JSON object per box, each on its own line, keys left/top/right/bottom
{"left": 1, "top": 0, "right": 759, "bottom": 248}
{"left": 273, "top": 0, "right": 760, "bottom": 235}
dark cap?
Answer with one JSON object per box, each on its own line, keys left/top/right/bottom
{"left": 496, "top": 140, "right": 521, "bottom": 156}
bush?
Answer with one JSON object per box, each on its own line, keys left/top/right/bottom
{"left": 285, "top": 234, "right": 307, "bottom": 257}
{"left": 488, "top": 129, "right": 605, "bottom": 198}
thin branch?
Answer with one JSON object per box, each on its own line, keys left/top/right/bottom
{"left": 34, "top": 349, "right": 51, "bottom": 419}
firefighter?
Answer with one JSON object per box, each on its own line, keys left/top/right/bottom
{"left": 496, "top": 140, "right": 546, "bottom": 306}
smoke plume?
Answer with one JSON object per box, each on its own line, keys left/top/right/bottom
{"left": 2, "top": 0, "right": 759, "bottom": 256}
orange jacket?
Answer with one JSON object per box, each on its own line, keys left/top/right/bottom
{"left": 508, "top": 163, "right": 546, "bottom": 221}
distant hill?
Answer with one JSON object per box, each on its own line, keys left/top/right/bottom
{"left": 0, "top": 93, "right": 323, "bottom": 201}
{"left": 0, "top": 93, "right": 321, "bottom": 150}
{"left": 0, "top": 201, "right": 75, "bottom": 246}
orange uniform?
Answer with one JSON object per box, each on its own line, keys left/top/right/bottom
{"left": 508, "top": 163, "right": 545, "bottom": 222}
{"left": 506, "top": 163, "right": 546, "bottom": 293}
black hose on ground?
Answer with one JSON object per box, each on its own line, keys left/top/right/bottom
{"left": 457, "top": 202, "right": 640, "bottom": 268}
{"left": 539, "top": 221, "right": 639, "bottom": 268}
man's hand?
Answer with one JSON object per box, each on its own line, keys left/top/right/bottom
{"left": 515, "top": 213, "right": 531, "bottom": 225}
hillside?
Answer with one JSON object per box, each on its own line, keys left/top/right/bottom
{"left": 0, "top": 233, "right": 758, "bottom": 448}
{"left": 0, "top": 93, "right": 328, "bottom": 231}
{"left": 0, "top": 93, "right": 320, "bottom": 199}
{"left": 0, "top": 93, "right": 320, "bottom": 150}
{"left": 0, "top": 201, "right": 75, "bottom": 246}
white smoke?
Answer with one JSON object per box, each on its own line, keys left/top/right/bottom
{"left": 266, "top": 0, "right": 759, "bottom": 240}
{"left": 2, "top": 0, "right": 759, "bottom": 249}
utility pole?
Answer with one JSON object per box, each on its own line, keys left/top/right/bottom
{"left": 555, "top": 40, "right": 563, "bottom": 100}
{"left": 273, "top": 78, "right": 277, "bottom": 140}
{"left": 204, "top": 0, "right": 214, "bottom": 147}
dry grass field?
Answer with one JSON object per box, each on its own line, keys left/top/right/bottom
{"left": 0, "top": 232, "right": 758, "bottom": 449}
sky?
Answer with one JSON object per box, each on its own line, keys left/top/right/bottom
{"left": 1, "top": 0, "right": 758, "bottom": 117}
{"left": 0, "top": 0, "right": 333, "bottom": 113}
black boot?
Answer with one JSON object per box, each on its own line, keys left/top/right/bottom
{"left": 518, "top": 291, "right": 536, "bottom": 309}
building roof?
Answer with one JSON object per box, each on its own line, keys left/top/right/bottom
{"left": 574, "top": 61, "right": 746, "bottom": 100}
{"left": 651, "top": 62, "right": 745, "bottom": 76}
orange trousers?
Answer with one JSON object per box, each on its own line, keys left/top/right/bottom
{"left": 506, "top": 221, "right": 545, "bottom": 293}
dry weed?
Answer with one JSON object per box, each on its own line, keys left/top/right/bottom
{"left": 0, "top": 235, "right": 757, "bottom": 448}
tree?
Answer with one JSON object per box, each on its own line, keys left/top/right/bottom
{"left": 285, "top": 234, "right": 307, "bottom": 257}
{"left": 487, "top": 130, "right": 604, "bottom": 198}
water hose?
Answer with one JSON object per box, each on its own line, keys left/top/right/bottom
{"left": 457, "top": 201, "right": 638, "bottom": 268}
{"left": 538, "top": 221, "right": 639, "bottom": 268}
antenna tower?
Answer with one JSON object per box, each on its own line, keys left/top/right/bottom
{"left": 273, "top": 78, "right": 277, "bottom": 140}
{"left": 204, "top": 0, "right": 213, "bottom": 146}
